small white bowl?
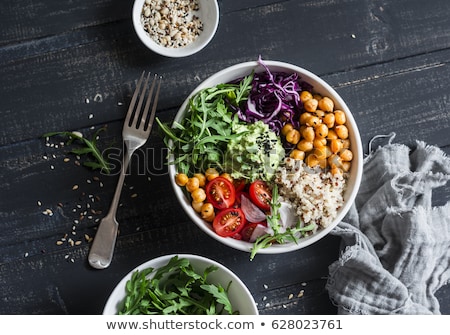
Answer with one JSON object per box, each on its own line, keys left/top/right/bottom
{"left": 132, "top": 0, "right": 219, "bottom": 57}
{"left": 103, "top": 254, "right": 258, "bottom": 315}
{"left": 169, "top": 60, "right": 363, "bottom": 255}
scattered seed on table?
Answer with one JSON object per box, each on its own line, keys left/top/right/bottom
{"left": 288, "top": 293, "right": 294, "bottom": 299}
{"left": 37, "top": 200, "right": 42, "bottom": 206}
{"left": 72, "top": 185, "right": 79, "bottom": 190}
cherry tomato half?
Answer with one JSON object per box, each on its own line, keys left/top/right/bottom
{"left": 212, "top": 208, "right": 246, "bottom": 237}
{"left": 205, "top": 176, "right": 236, "bottom": 210}
{"left": 248, "top": 180, "right": 272, "bottom": 211}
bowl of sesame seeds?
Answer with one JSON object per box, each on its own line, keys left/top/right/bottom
{"left": 132, "top": 0, "right": 219, "bottom": 58}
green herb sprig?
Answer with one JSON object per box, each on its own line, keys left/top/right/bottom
{"left": 119, "top": 256, "right": 237, "bottom": 315}
{"left": 250, "top": 185, "right": 317, "bottom": 260}
{"left": 155, "top": 73, "right": 253, "bottom": 176}
{"left": 43, "top": 128, "right": 111, "bottom": 174}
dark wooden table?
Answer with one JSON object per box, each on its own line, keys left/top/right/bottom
{"left": 1, "top": 0, "right": 449, "bottom": 315}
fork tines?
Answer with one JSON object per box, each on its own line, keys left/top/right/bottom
{"left": 125, "top": 71, "right": 162, "bottom": 132}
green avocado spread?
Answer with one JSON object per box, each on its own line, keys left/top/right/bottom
{"left": 223, "top": 121, "right": 285, "bottom": 182}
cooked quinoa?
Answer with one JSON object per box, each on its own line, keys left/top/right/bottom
{"left": 275, "top": 157, "right": 347, "bottom": 228}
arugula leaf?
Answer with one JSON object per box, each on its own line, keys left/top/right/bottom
{"left": 42, "top": 128, "right": 111, "bottom": 174}
{"left": 118, "top": 256, "right": 238, "bottom": 315}
{"left": 250, "top": 185, "right": 317, "bottom": 260}
{"left": 155, "top": 73, "right": 253, "bottom": 175}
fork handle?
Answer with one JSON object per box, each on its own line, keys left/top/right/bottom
{"left": 88, "top": 148, "right": 133, "bottom": 269}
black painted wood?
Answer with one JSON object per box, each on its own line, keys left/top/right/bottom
{"left": 0, "top": 0, "right": 449, "bottom": 315}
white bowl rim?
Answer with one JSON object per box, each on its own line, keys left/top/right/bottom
{"left": 103, "top": 253, "right": 259, "bottom": 315}
{"left": 169, "top": 60, "right": 363, "bottom": 254}
{"left": 132, "top": 0, "right": 220, "bottom": 58}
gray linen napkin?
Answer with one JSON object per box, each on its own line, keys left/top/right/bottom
{"left": 326, "top": 135, "right": 450, "bottom": 314}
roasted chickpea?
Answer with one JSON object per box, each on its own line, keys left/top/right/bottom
{"left": 315, "top": 123, "right": 329, "bottom": 138}
{"left": 191, "top": 200, "right": 204, "bottom": 213}
{"left": 341, "top": 161, "right": 352, "bottom": 172}
{"left": 341, "top": 139, "right": 351, "bottom": 149}
{"left": 330, "top": 139, "right": 343, "bottom": 153}
{"left": 334, "top": 110, "right": 346, "bottom": 125}
{"left": 306, "top": 115, "right": 320, "bottom": 127}
{"left": 297, "top": 139, "right": 314, "bottom": 152}
{"left": 191, "top": 187, "right": 206, "bottom": 203}
{"left": 205, "top": 167, "right": 219, "bottom": 181}
{"left": 175, "top": 173, "right": 188, "bottom": 187}
{"left": 304, "top": 98, "right": 318, "bottom": 112}
{"left": 323, "top": 113, "right": 335, "bottom": 128}
{"left": 327, "top": 129, "right": 338, "bottom": 140}
{"left": 301, "top": 126, "right": 315, "bottom": 142}
{"left": 313, "top": 137, "right": 327, "bottom": 148}
{"left": 193, "top": 173, "right": 206, "bottom": 187}
{"left": 339, "top": 149, "right": 353, "bottom": 162}
{"left": 281, "top": 123, "right": 294, "bottom": 136}
{"left": 300, "top": 90, "right": 313, "bottom": 103}
{"left": 201, "top": 203, "right": 215, "bottom": 221}
{"left": 289, "top": 149, "right": 305, "bottom": 160}
{"left": 313, "top": 147, "right": 327, "bottom": 160}
{"left": 186, "top": 177, "right": 200, "bottom": 192}
{"left": 314, "top": 109, "right": 325, "bottom": 118}
{"left": 335, "top": 125, "right": 349, "bottom": 139}
{"left": 286, "top": 129, "right": 301, "bottom": 145}
{"left": 300, "top": 112, "right": 312, "bottom": 125}
{"left": 318, "top": 96, "right": 334, "bottom": 112}
{"left": 305, "top": 154, "right": 320, "bottom": 168}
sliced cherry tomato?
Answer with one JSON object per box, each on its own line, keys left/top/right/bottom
{"left": 212, "top": 208, "right": 246, "bottom": 237}
{"left": 205, "top": 176, "right": 235, "bottom": 210}
{"left": 249, "top": 180, "right": 272, "bottom": 211}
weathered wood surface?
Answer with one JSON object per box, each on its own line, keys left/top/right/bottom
{"left": 0, "top": 0, "right": 449, "bottom": 314}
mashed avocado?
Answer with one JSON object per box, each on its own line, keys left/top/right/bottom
{"left": 223, "top": 121, "right": 285, "bottom": 181}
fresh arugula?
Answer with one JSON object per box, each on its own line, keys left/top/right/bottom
{"left": 155, "top": 73, "right": 253, "bottom": 176}
{"left": 250, "top": 185, "right": 317, "bottom": 260}
{"left": 119, "top": 256, "right": 238, "bottom": 315}
{"left": 43, "top": 128, "right": 111, "bottom": 174}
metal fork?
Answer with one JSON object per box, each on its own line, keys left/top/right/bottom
{"left": 88, "top": 72, "right": 162, "bottom": 269}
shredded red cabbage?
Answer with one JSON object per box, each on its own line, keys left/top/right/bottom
{"left": 236, "top": 57, "right": 312, "bottom": 135}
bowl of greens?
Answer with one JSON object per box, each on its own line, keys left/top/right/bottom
{"left": 157, "top": 57, "right": 363, "bottom": 259}
{"left": 103, "top": 254, "right": 258, "bottom": 315}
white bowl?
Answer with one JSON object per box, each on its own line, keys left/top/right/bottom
{"left": 132, "top": 0, "right": 219, "bottom": 57}
{"left": 169, "top": 60, "right": 363, "bottom": 255}
{"left": 103, "top": 254, "right": 258, "bottom": 315}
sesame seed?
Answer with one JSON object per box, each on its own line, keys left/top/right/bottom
{"left": 72, "top": 185, "right": 79, "bottom": 190}
{"left": 37, "top": 200, "right": 42, "bottom": 206}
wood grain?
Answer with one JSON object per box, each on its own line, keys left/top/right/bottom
{"left": 0, "top": 0, "right": 449, "bottom": 315}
